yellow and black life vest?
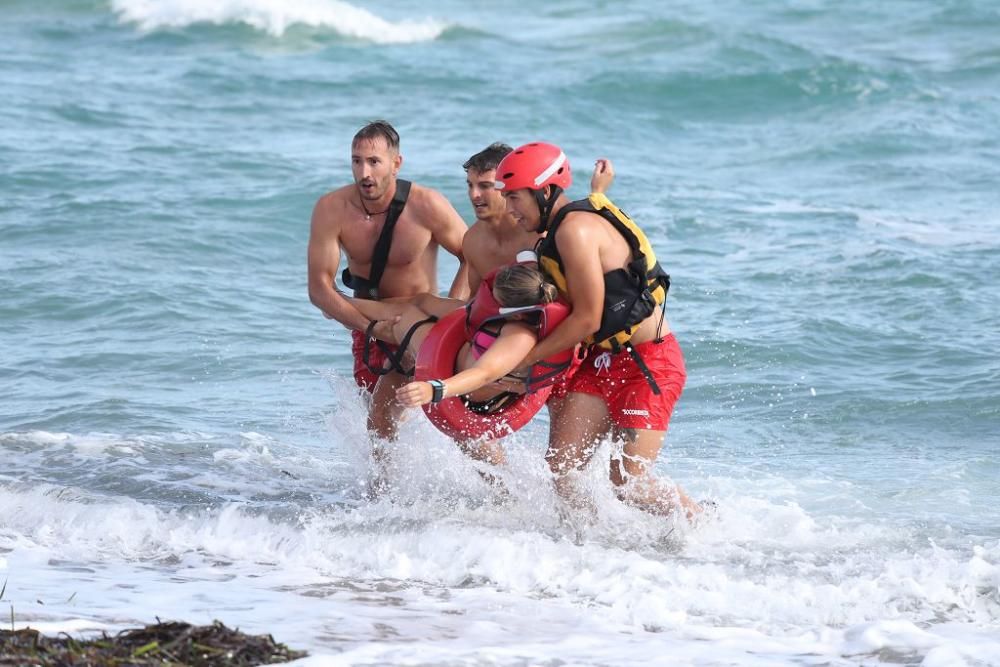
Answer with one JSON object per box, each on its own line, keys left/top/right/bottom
{"left": 536, "top": 193, "right": 670, "bottom": 351}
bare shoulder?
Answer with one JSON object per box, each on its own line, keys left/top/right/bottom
{"left": 311, "top": 185, "right": 353, "bottom": 229}
{"left": 463, "top": 220, "right": 489, "bottom": 245}
{"left": 560, "top": 208, "right": 606, "bottom": 236}
{"left": 406, "top": 183, "right": 460, "bottom": 226}
{"left": 555, "top": 211, "right": 608, "bottom": 268}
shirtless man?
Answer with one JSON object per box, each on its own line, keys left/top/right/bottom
{"left": 461, "top": 143, "right": 542, "bottom": 295}
{"left": 307, "top": 120, "right": 469, "bottom": 468}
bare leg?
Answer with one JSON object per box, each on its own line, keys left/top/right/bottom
{"left": 545, "top": 393, "right": 569, "bottom": 442}
{"left": 367, "top": 370, "right": 408, "bottom": 497}
{"left": 446, "top": 343, "right": 509, "bottom": 469}
{"left": 610, "top": 427, "right": 701, "bottom": 519}
{"left": 410, "top": 293, "right": 465, "bottom": 317}
{"left": 545, "top": 392, "right": 612, "bottom": 511}
{"left": 364, "top": 305, "right": 439, "bottom": 372}
{"left": 458, "top": 438, "right": 506, "bottom": 466}
{"left": 454, "top": 436, "right": 507, "bottom": 497}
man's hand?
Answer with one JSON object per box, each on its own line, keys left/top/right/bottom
{"left": 590, "top": 158, "right": 615, "bottom": 194}
{"left": 397, "top": 381, "right": 433, "bottom": 407}
{"left": 367, "top": 317, "right": 400, "bottom": 341}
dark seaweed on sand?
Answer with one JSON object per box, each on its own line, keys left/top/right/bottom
{"left": 0, "top": 619, "right": 306, "bottom": 666}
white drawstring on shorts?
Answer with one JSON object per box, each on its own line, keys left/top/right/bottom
{"left": 593, "top": 351, "right": 612, "bottom": 375}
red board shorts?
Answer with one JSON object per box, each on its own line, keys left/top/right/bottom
{"left": 351, "top": 329, "right": 400, "bottom": 393}
{"left": 566, "top": 334, "right": 686, "bottom": 431}
{"left": 546, "top": 348, "right": 584, "bottom": 403}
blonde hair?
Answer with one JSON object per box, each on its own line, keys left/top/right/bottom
{"left": 493, "top": 264, "right": 558, "bottom": 307}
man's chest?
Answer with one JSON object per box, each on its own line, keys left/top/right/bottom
{"left": 473, "top": 236, "right": 536, "bottom": 274}
{"left": 341, "top": 216, "right": 431, "bottom": 265}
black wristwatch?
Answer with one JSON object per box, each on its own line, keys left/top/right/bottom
{"left": 427, "top": 379, "right": 446, "bottom": 403}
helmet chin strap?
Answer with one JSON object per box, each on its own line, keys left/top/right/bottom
{"left": 533, "top": 185, "right": 563, "bottom": 234}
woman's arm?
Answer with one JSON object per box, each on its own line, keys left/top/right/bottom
{"left": 396, "top": 323, "right": 538, "bottom": 407}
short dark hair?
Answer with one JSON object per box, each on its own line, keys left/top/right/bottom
{"left": 463, "top": 142, "right": 513, "bottom": 173}
{"left": 353, "top": 120, "right": 400, "bottom": 152}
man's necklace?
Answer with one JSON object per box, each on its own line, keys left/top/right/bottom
{"left": 359, "top": 194, "right": 390, "bottom": 221}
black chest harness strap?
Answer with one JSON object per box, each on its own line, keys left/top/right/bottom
{"left": 342, "top": 180, "right": 420, "bottom": 377}
{"left": 341, "top": 179, "right": 412, "bottom": 301}
{"left": 619, "top": 340, "right": 662, "bottom": 396}
{"left": 605, "top": 304, "right": 668, "bottom": 397}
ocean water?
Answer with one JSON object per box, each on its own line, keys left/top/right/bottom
{"left": 2, "top": 0, "right": 999, "bottom": 665}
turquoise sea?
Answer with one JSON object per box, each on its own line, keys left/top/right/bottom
{"left": 2, "top": 0, "right": 999, "bottom": 664}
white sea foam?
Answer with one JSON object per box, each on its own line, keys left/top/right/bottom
{"left": 13, "top": 619, "right": 112, "bottom": 635}
{"left": 110, "top": 0, "right": 448, "bottom": 43}
{"left": 0, "top": 430, "right": 72, "bottom": 446}
{"left": 3, "top": 459, "right": 999, "bottom": 665}
{"left": 855, "top": 209, "right": 1000, "bottom": 248}
{"left": 743, "top": 196, "right": 1000, "bottom": 248}
{"left": 2, "top": 388, "right": 998, "bottom": 666}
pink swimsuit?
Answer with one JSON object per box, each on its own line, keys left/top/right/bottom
{"left": 470, "top": 329, "right": 499, "bottom": 359}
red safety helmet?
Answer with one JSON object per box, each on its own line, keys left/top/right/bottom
{"left": 494, "top": 142, "right": 572, "bottom": 193}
